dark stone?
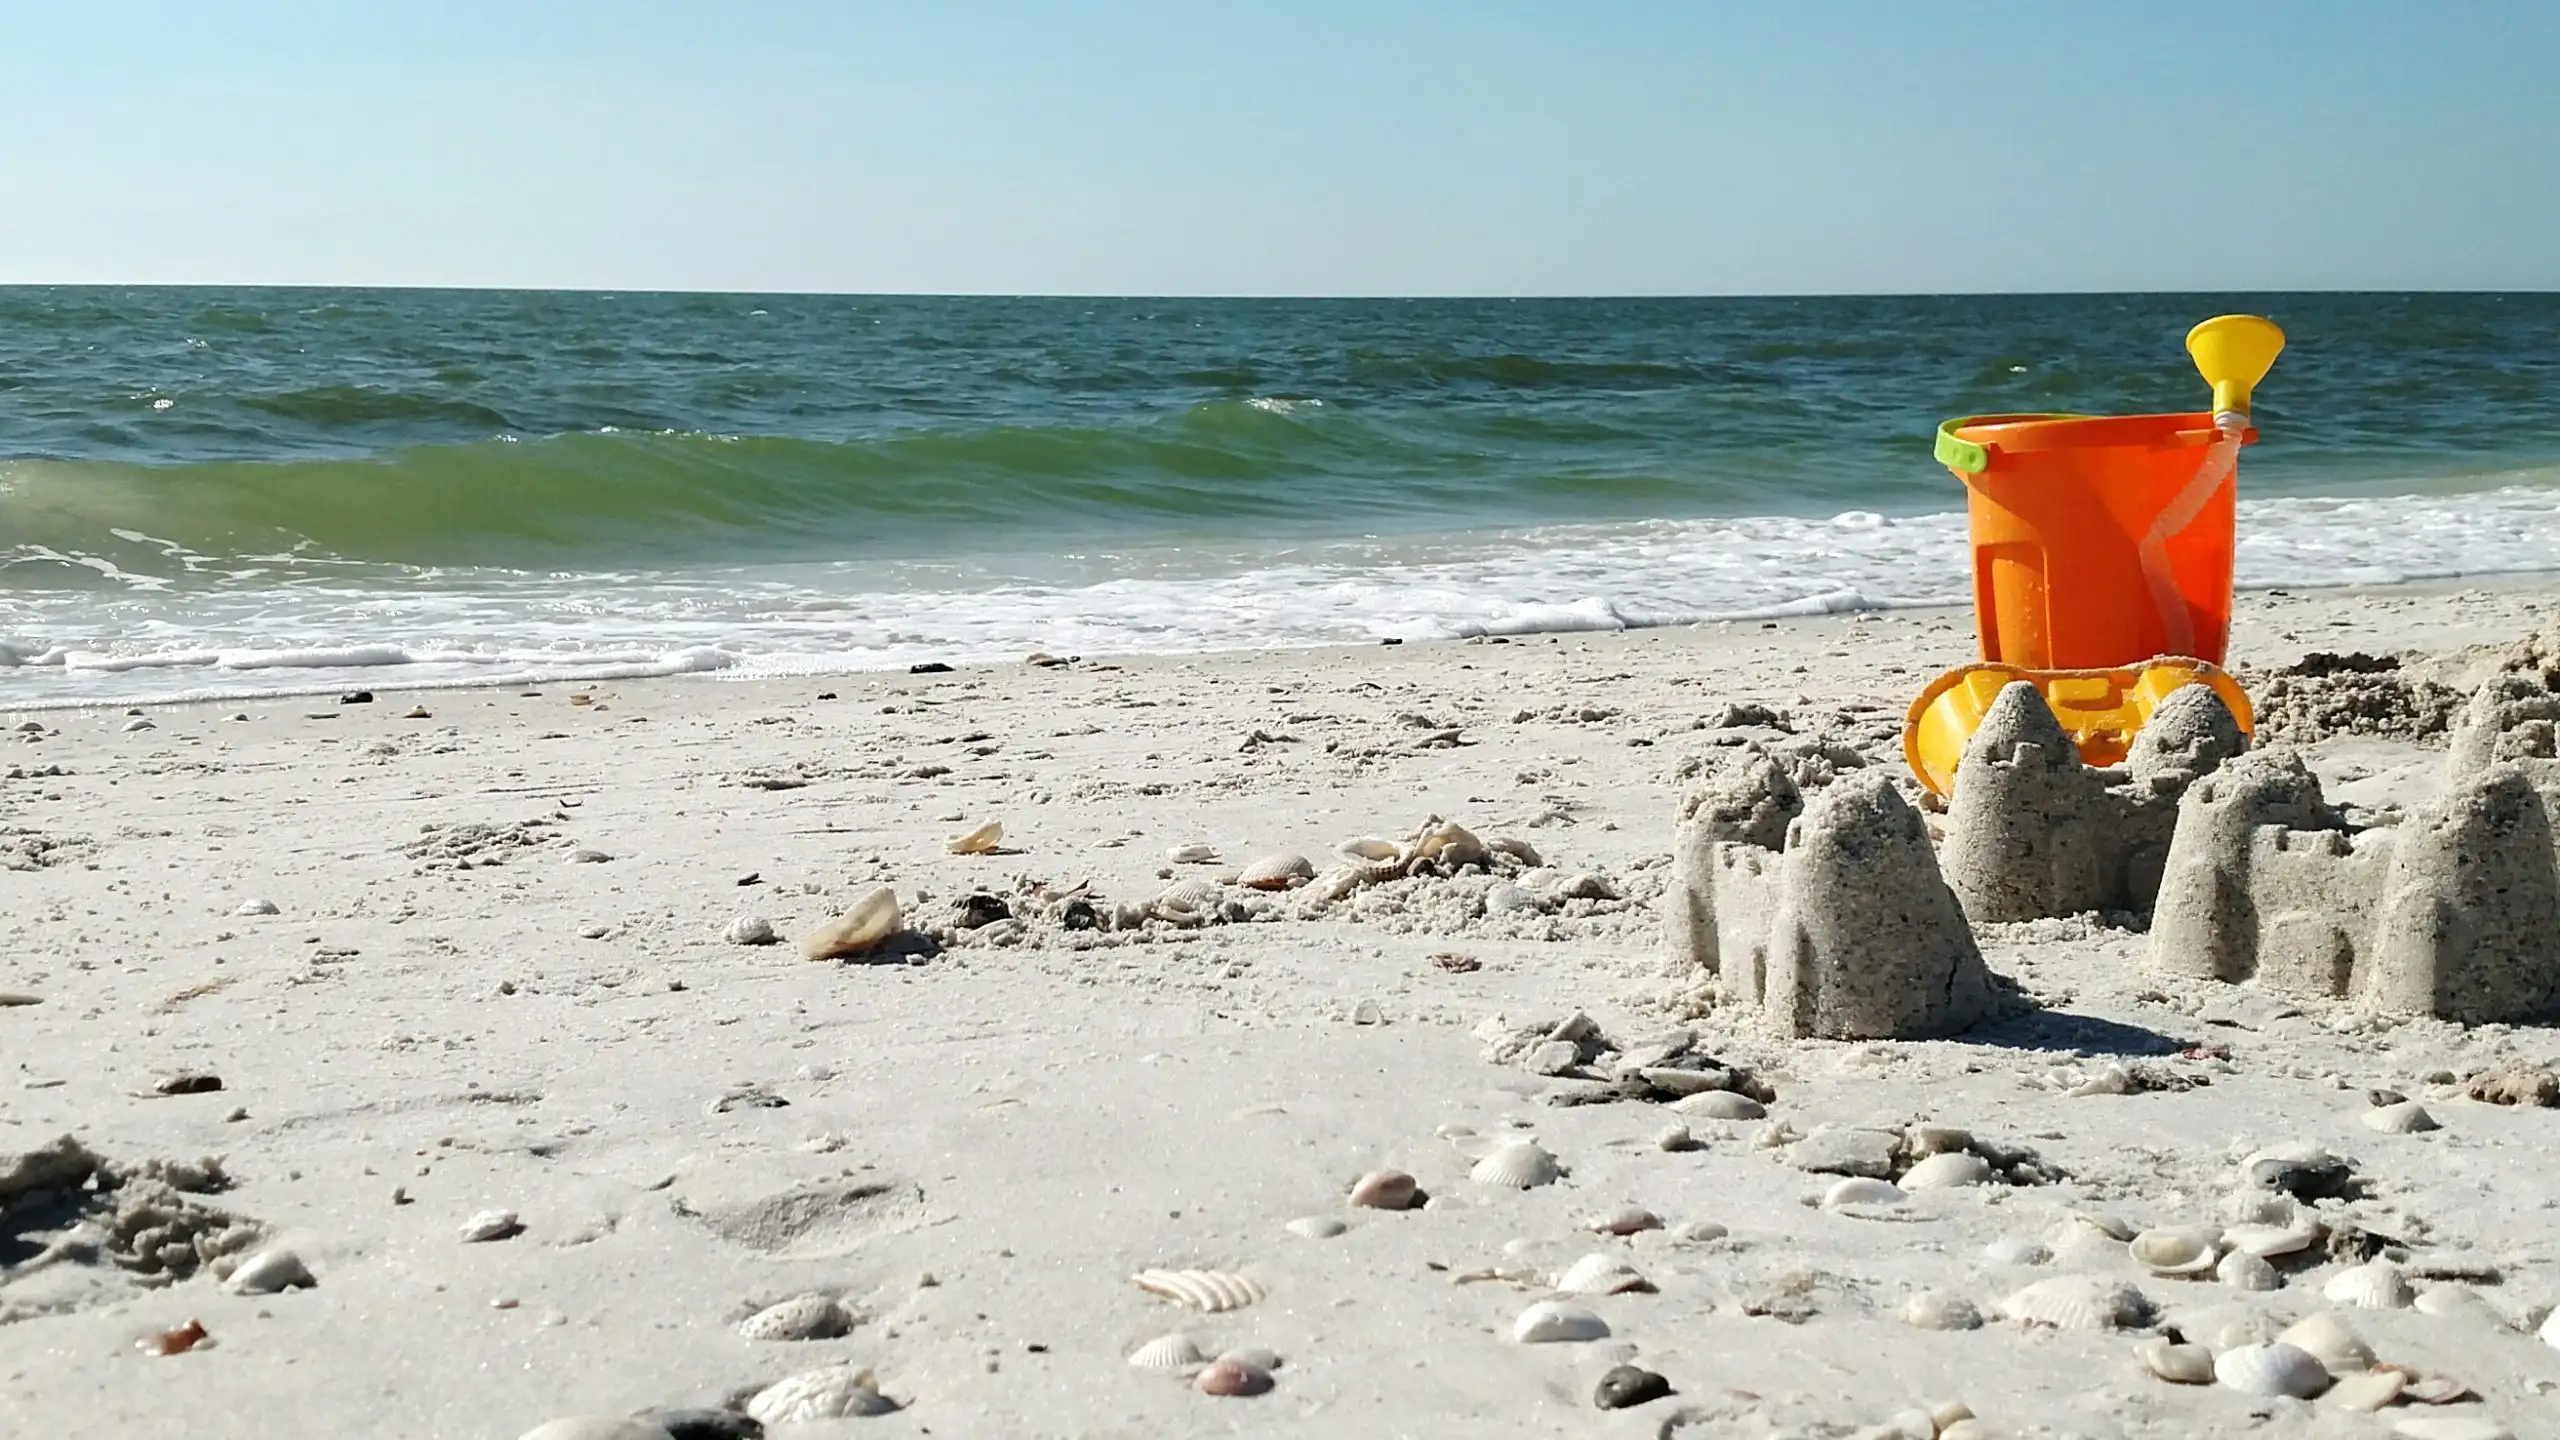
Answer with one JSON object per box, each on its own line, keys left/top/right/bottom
{"left": 339, "top": 690, "right": 374, "bottom": 704}
{"left": 909, "top": 662, "right": 954, "bottom": 674}
{"left": 1059, "top": 898, "right": 1100, "bottom": 931}
{"left": 640, "top": 1407, "right": 763, "bottom": 1440}
{"left": 957, "top": 894, "right": 1011, "bottom": 929}
{"left": 1593, "top": 1365, "right": 1672, "bottom": 1410}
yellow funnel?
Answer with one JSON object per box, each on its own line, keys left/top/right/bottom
{"left": 2185, "top": 314, "right": 2285, "bottom": 417}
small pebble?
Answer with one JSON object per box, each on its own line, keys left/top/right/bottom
{"left": 460, "top": 1208, "right": 523, "bottom": 1242}
{"left": 1593, "top": 1365, "right": 1673, "bottom": 1410}
{"left": 723, "top": 916, "right": 778, "bottom": 946}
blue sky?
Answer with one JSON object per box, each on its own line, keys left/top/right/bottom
{"left": 0, "top": 1, "right": 2552, "bottom": 294}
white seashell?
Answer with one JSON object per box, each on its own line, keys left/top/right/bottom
{"left": 2362, "top": 1100, "right": 2440, "bottom": 1133}
{"left": 1340, "top": 837, "right": 1404, "bottom": 863}
{"left": 1127, "top": 1333, "right": 1209, "bottom": 1371}
{"left": 2387, "top": 1419, "right": 2518, "bottom": 1440}
{"left": 223, "top": 1246, "right": 315, "bottom": 1295}
{"left": 722, "top": 915, "right": 777, "bottom": 946}
{"left": 1347, "top": 1169, "right": 1420, "bottom": 1210}
{"left": 800, "top": 886, "right": 902, "bottom": 961}
{"left": 1485, "top": 835, "right": 1543, "bottom": 867}
{"left": 2276, "top": 1311, "right": 2375, "bottom": 1373}
{"left": 1284, "top": 1216, "right": 1346, "bottom": 1240}
{"left": 1150, "top": 878, "right": 1225, "bottom": 923}
{"left": 1165, "top": 843, "right": 1219, "bottom": 864}
{"left": 1675, "top": 1219, "right": 1728, "bottom": 1243}
{"left": 1898, "top": 1153, "right": 1992, "bottom": 1190}
{"left": 1899, "top": 1290, "right": 1981, "bottom": 1331}
{"left": 1470, "top": 1141, "right": 1561, "bottom": 1189}
{"left": 737, "top": 1293, "right": 853, "bottom": 1340}
{"left": 1553, "top": 1253, "right": 1652, "bottom": 1296}
{"left": 2322, "top": 1260, "right": 2413, "bottom": 1310}
{"left": 459, "top": 1208, "right": 522, "bottom": 1242}
{"left": 2543, "top": 1302, "right": 2560, "bottom": 1349}
{"left": 2223, "top": 1222, "right": 2316, "bottom": 1258}
{"left": 2223, "top": 1191, "right": 2297, "bottom": 1226}
{"left": 745, "top": 1365, "right": 897, "bottom": 1423}
{"left": 1998, "top": 1275, "right": 2148, "bottom": 1331}
{"left": 1134, "top": 1268, "right": 1264, "bottom": 1312}
{"left": 1982, "top": 1237, "right": 2051, "bottom": 1266}
{"left": 2215, "top": 1341, "right": 2331, "bottom": 1398}
{"left": 2413, "top": 1283, "right": 2506, "bottom": 1329}
{"left": 1216, "top": 1346, "right": 1283, "bottom": 1372}
{"left": 2052, "top": 1209, "right": 2137, "bottom": 1241}
{"left": 234, "top": 898, "right": 279, "bottom": 916}
{"left": 516, "top": 1420, "right": 669, "bottom": 1440}
{"left": 2137, "top": 1338, "right": 2216, "bottom": 1384}
{"left": 948, "top": 821, "right": 1003, "bottom": 855}
{"left": 1236, "top": 852, "right": 1315, "bottom": 891}
{"left": 2395, "top": 1372, "right": 2470, "bottom": 1405}
{"left": 2216, "top": 1249, "right": 2282, "bottom": 1291}
{"left": 1510, "top": 1300, "right": 1609, "bottom": 1343}
{"left": 2129, "top": 1226, "right": 2222, "bottom": 1277}
{"left": 1819, "top": 1177, "right": 1905, "bottom": 1211}
{"left": 1669, "top": 1090, "right": 1764, "bottom": 1121}
{"left": 1584, "top": 1205, "right": 1662, "bottom": 1237}
{"left": 1410, "top": 818, "right": 1486, "bottom": 867}
{"left": 2320, "top": 1369, "right": 2406, "bottom": 1412}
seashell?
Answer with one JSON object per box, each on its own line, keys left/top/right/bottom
{"left": 1340, "top": 837, "right": 1404, "bottom": 863}
{"left": 2216, "top": 1249, "right": 2282, "bottom": 1291}
{"left": 1900, "top": 1290, "right": 1982, "bottom": 1331}
{"left": 2223, "top": 1191, "right": 2297, "bottom": 1226}
{"left": 1236, "top": 853, "right": 1315, "bottom": 891}
{"left": 800, "top": 887, "right": 902, "bottom": 961}
{"left": 1410, "top": 818, "right": 1487, "bottom": 868}
{"left": 2388, "top": 1370, "right": 2470, "bottom": 1405}
{"left": 1135, "top": 1268, "right": 1264, "bottom": 1312}
{"left": 1584, "top": 1205, "right": 1662, "bottom": 1237}
{"left": 2136, "top": 1338, "right": 2215, "bottom": 1384}
{"left": 2223, "top": 1221, "right": 2316, "bottom": 1258}
{"left": 1554, "top": 1253, "right": 1653, "bottom": 1296}
{"left": 223, "top": 1246, "right": 315, "bottom": 1295}
{"left": 1982, "top": 1237, "right": 2051, "bottom": 1266}
{"left": 1348, "top": 1169, "right": 1420, "bottom": 1210}
{"left": 2543, "top": 1303, "right": 2560, "bottom": 1349}
{"left": 1486, "top": 835, "right": 1543, "bottom": 867}
{"left": 1655, "top": 1123, "right": 1700, "bottom": 1153}
{"left": 1150, "top": 878, "right": 1225, "bottom": 923}
{"left": 2052, "top": 1208, "right": 2137, "bottom": 1242}
{"left": 2276, "top": 1311, "right": 2375, "bottom": 1373}
{"left": 1898, "top": 1153, "right": 1993, "bottom": 1190}
{"left": 137, "top": 1318, "right": 209, "bottom": 1357}
{"left": 2210, "top": 1315, "right": 2281, "bottom": 1353}
{"left": 2320, "top": 1369, "right": 2406, "bottom": 1412}
{"left": 1998, "top": 1275, "right": 2149, "bottom": 1331}
{"left": 737, "top": 1293, "right": 853, "bottom": 1341}
{"left": 517, "top": 1419, "right": 674, "bottom": 1440}
{"left": 1216, "top": 1346, "right": 1282, "bottom": 1371}
{"left": 722, "top": 915, "right": 778, "bottom": 946}
{"left": 1470, "top": 1141, "right": 1561, "bottom": 1189}
{"left": 2413, "top": 1283, "right": 2506, "bottom": 1328}
{"left": 948, "top": 821, "right": 1003, "bottom": 855}
{"left": 1592, "top": 1364, "right": 1672, "bottom": 1411}
{"left": 1510, "top": 1300, "right": 1609, "bottom": 1343}
{"left": 1284, "top": 1216, "right": 1346, "bottom": 1240}
{"left": 1165, "top": 843, "right": 1219, "bottom": 864}
{"left": 2388, "top": 1421, "right": 2518, "bottom": 1440}
{"left": 1819, "top": 1177, "right": 1905, "bottom": 1211}
{"left": 1670, "top": 1090, "right": 1765, "bottom": 1121}
{"left": 2322, "top": 1260, "right": 2413, "bottom": 1310}
{"left": 459, "top": 1208, "right": 522, "bottom": 1242}
{"left": 2240, "top": 1143, "right": 2356, "bottom": 1201}
{"left": 234, "top": 898, "right": 279, "bottom": 916}
{"left": 1675, "top": 1220, "right": 1728, "bottom": 1243}
{"left": 2362, "top": 1100, "right": 2440, "bottom": 1133}
{"left": 2214, "top": 1341, "right": 2331, "bottom": 1399}
{"left": 745, "top": 1365, "right": 898, "bottom": 1423}
{"left": 2129, "top": 1226, "right": 2222, "bottom": 1277}
{"left": 1194, "top": 1357, "right": 1274, "bottom": 1396}
{"left": 1127, "top": 1333, "right": 1209, "bottom": 1371}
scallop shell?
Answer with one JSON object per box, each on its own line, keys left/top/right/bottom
{"left": 2137, "top": 1338, "right": 2215, "bottom": 1385}
{"left": 2389, "top": 1370, "right": 2470, "bottom": 1405}
{"left": 1998, "top": 1275, "right": 2148, "bottom": 1331}
{"left": 1284, "top": 1216, "right": 1346, "bottom": 1240}
{"left": 1348, "top": 1169, "right": 1420, "bottom": 1211}
{"left": 223, "top": 1246, "right": 315, "bottom": 1295}
{"left": 745, "top": 1365, "right": 898, "bottom": 1423}
{"left": 1900, "top": 1290, "right": 1982, "bottom": 1331}
{"left": 1165, "top": 843, "right": 1219, "bottom": 864}
{"left": 2276, "top": 1311, "right": 2375, "bottom": 1373}
{"left": 1898, "top": 1153, "right": 1992, "bottom": 1190}
{"left": 1410, "top": 818, "right": 1487, "bottom": 868}
{"left": 1339, "top": 837, "right": 1405, "bottom": 865}
{"left": 948, "top": 821, "right": 1003, "bottom": 855}
{"left": 1194, "top": 1357, "right": 1274, "bottom": 1396}
{"left": 1485, "top": 835, "right": 1543, "bottom": 867}
{"left": 2320, "top": 1369, "right": 2406, "bottom": 1412}
{"left": 1217, "top": 1346, "right": 1283, "bottom": 1372}
{"left": 1236, "top": 853, "right": 1315, "bottom": 891}
{"left": 2362, "top": 1100, "right": 2440, "bottom": 1133}
{"left": 1127, "top": 1333, "right": 1209, "bottom": 1371}
{"left": 1149, "top": 878, "right": 1225, "bottom": 924}
{"left": 1982, "top": 1237, "right": 2051, "bottom": 1266}
{"left": 2386, "top": 1422, "right": 2516, "bottom": 1440}
{"left": 800, "top": 886, "right": 902, "bottom": 961}
{"left": 2216, "top": 1249, "right": 2282, "bottom": 1291}
{"left": 1819, "top": 1177, "right": 1905, "bottom": 1212}
{"left": 1510, "top": 1300, "right": 1609, "bottom": 1343}
{"left": 1669, "top": 1090, "right": 1765, "bottom": 1121}
{"left": 1553, "top": 1253, "right": 1652, "bottom": 1296}
{"left": 737, "top": 1293, "right": 853, "bottom": 1341}
{"left": 2052, "top": 1209, "right": 2137, "bottom": 1242}
{"left": 1469, "top": 1141, "right": 1561, "bottom": 1189}
{"left": 2214, "top": 1341, "right": 2331, "bottom": 1399}
{"left": 1584, "top": 1205, "right": 1662, "bottom": 1237}
{"left": 2129, "top": 1226, "right": 2222, "bottom": 1277}
{"left": 2412, "top": 1283, "right": 2506, "bottom": 1328}
{"left": 2224, "top": 1221, "right": 2317, "bottom": 1258}
{"left": 2322, "top": 1260, "right": 2412, "bottom": 1310}
{"left": 1134, "top": 1268, "right": 1264, "bottom": 1312}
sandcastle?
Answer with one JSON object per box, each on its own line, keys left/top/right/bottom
{"left": 1667, "top": 669, "right": 2560, "bottom": 1036}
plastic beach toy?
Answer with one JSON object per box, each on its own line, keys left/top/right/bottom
{"left": 1902, "top": 658, "right": 2255, "bottom": 799}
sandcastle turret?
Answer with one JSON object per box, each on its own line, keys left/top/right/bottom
{"left": 1759, "top": 772, "right": 1993, "bottom": 1040}
{"left": 2363, "top": 765, "right": 2560, "bottom": 1024}
{"left": 1662, "top": 744, "right": 1801, "bottom": 978}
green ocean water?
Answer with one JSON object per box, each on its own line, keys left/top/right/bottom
{"left": 3, "top": 289, "right": 2557, "bottom": 701}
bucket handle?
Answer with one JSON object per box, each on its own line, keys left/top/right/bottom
{"left": 1933, "top": 414, "right": 2088, "bottom": 475}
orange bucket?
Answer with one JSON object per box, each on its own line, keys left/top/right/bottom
{"left": 1934, "top": 412, "right": 2253, "bottom": 670}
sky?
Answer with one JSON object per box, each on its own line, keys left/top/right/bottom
{"left": 0, "top": 1, "right": 2553, "bottom": 295}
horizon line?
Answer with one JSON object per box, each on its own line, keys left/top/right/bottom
{"left": 1, "top": 281, "right": 2551, "bottom": 301}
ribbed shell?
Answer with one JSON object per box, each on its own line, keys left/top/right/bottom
{"left": 1510, "top": 1300, "right": 1609, "bottom": 1343}
{"left": 1149, "top": 878, "right": 1225, "bottom": 922}
{"left": 1553, "top": 1253, "right": 1651, "bottom": 1296}
{"left": 2216, "top": 1249, "right": 2282, "bottom": 1291}
{"left": 1126, "top": 1333, "right": 1209, "bottom": 1371}
{"left": 745, "top": 1366, "right": 897, "bottom": 1424}
{"left": 2213, "top": 1341, "right": 2330, "bottom": 1399}
{"left": 1469, "top": 1142, "right": 1561, "bottom": 1189}
{"left": 736, "top": 1293, "right": 853, "bottom": 1341}
{"left": 1134, "top": 1268, "right": 1264, "bottom": 1312}
{"left": 1236, "top": 853, "right": 1316, "bottom": 891}
{"left": 2321, "top": 1260, "right": 2413, "bottom": 1310}
{"left": 1997, "top": 1275, "right": 2148, "bottom": 1331}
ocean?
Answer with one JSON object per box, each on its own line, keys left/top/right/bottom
{"left": 4, "top": 289, "right": 2558, "bottom": 705}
